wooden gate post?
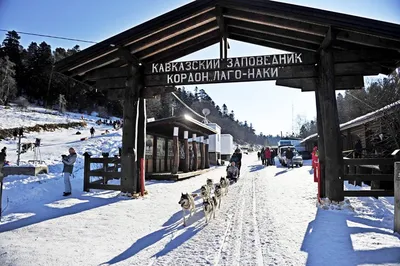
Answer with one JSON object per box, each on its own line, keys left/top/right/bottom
{"left": 183, "top": 131, "right": 189, "bottom": 173}
{"left": 394, "top": 162, "right": 400, "bottom": 234}
{"left": 205, "top": 138, "right": 210, "bottom": 169}
{"left": 83, "top": 152, "right": 91, "bottom": 192}
{"left": 318, "top": 48, "right": 344, "bottom": 202}
{"left": 199, "top": 136, "right": 205, "bottom": 169}
{"left": 172, "top": 127, "right": 179, "bottom": 174}
{"left": 137, "top": 98, "right": 146, "bottom": 192}
{"left": 121, "top": 64, "right": 141, "bottom": 194}
{"left": 192, "top": 134, "right": 198, "bottom": 171}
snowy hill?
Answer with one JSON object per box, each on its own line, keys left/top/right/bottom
{"left": 1, "top": 106, "right": 400, "bottom": 266}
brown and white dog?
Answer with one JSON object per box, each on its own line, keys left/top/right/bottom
{"left": 178, "top": 193, "right": 197, "bottom": 226}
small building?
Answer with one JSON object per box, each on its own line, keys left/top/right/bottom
{"left": 207, "top": 123, "right": 221, "bottom": 165}
{"left": 301, "top": 100, "right": 400, "bottom": 155}
{"left": 145, "top": 115, "right": 217, "bottom": 178}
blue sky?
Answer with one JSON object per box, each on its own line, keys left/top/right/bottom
{"left": 1, "top": 0, "right": 400, "bottom": 135}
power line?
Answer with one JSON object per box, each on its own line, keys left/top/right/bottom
{"left": 0, "top": 29, "right": 98, "bottom": 44}
{"left": 171, "top": 91, "right": 212, "bottom": 123}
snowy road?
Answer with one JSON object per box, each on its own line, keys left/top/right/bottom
{"left": 1, "top": 153, "right": 400, "bottom": 266}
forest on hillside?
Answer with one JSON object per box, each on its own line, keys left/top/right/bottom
{"left": 0, "top": 30, "right": 281, "bottom": 145}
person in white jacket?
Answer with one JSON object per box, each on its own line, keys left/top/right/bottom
{"left": 62, "top": 147, "right": 77, "bottom": 196}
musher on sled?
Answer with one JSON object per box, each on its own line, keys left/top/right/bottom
{"left": 226, "top": 161, "right": 239, "bottom": 183}
{"left": 226, "top": 148, "right": 242, "bottom": 182}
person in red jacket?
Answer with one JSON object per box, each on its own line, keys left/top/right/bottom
{"left": 264, "top": 147, "right": 271, "bottom": 166}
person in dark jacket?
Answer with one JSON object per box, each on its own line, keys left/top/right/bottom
{"left": 230, "top": 148, "right": 242, "bottom": 176}
{"left": 0, "top": 147, "right": 6, "bottom": 164}
{"left": 62, "top": 147, "right": 77, "bottom": 196}
{"left": 271, "top": 148, "right": 275, "bottom": 165}
{"left": 260, "top": 147, "right": 265, "bottom": 165}
{"left": 90, "top": 127, "right": 95, "bottom": 137}
{"left": 286, "top": 148, "right": 294, "bottom": 168}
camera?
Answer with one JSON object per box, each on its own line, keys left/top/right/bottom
{"left": 62, "top": 154, "right": 67, "bottom": 158}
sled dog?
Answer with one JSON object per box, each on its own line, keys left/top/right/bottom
{"left": 214, "top": 183, "right": 223, "bottom": 209}
{"left": 206, "top": 178, "right": 214, "bottom": 192}
{"left": 220, "top": 176, "right": 229, "bottom": 195}
{"left": 203, "top": 196, "right": 217, "bottom": 223}
{"left": 178, "top": 193, "right": 196, "bottom": 226}
{"left": 200, "top": 184, "right": 211, "bottom": 200}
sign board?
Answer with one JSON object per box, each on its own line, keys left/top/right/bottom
{"left": 144, "top": 52, "right": 317, "bottom": 87}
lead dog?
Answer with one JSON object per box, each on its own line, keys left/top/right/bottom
{"left": 203, "top": 196, "right": 217, "bottom": 224}
{"left": 220, "top": 176, "right": 229, "bottom": 196}
{"left": 214, "top": 183, "right": 223, "bottom": 209}
{"left": 178, "top": 193, "right": 197, "bottom": 226}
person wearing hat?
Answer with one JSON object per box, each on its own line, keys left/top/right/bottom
{"left": 62, "top": 147, "right": 77, "bottom": 196}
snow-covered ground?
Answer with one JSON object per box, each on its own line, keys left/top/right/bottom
{"left": 0, "top": 106, "right": 399, "bottom": 265}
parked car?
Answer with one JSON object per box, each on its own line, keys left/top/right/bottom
{"left": 282, "top": 150, "right": 304, "bottom": 167}
{"left": 299, "top": 151, "right": 312, "bottom": 160}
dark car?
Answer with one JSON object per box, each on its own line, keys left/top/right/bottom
{"left": 299, "top": 151, "right": 312, "bottom": 160}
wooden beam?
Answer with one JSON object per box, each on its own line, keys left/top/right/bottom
{"left": 144, "top": 30, "right": 220, "bottom": 63}
{"left": 223, "top": 8, "right": 327, "bottom": 36}
{"left": 315, "top": 90, "right": 326, "bottom": 197}
{"left": 86, "top": 66, "right": 130, "bottom": 80}
{"left": 96, "top": 77, "right": 127, "bottom": 90}
{"left": 336, "top": 29, "right": 400, "bottom": 51}
{"left": 226, "top": 18, "right": 324, "bottom": 44}
{"left": 230, "top": 34, "right": 305, "bottom": 53}
{"left": 120, "top": 64, "right": 141, "bottom": 194}
{"left": 343, "top": 174, "right": 393, "bottom": 182}
{"left": 136, "top": 21, "right": 218, "bottom": 60}
{"left": 343, "top": 158, "right": 396, "bottom": 165}
{"left": 276, "top": 76, "right": 364, "bottom": 91}
{"left": 333, "top": 50, "right": 400, "bottom": 64}
{"left": 151, "top": 36, "right": 219, "bottom": 63}
{"left": 343, "top": 190, "right": 394, "bottom": 197}
{"left": 66, "top": 11, "right": 216, "bottom": 77}
{"left": 318, "top": 48, "right": 344, "bottom": 202}
{"left": 230, "top": 27, "right": 320, "bottom": 52}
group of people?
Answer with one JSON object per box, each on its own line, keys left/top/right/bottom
{"left": 258, "top": 147, "right": 276, "bottom": 166}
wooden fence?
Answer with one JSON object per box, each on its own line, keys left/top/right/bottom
{"left": 342, "top": 157, "right": 396, "bottom": 197}
{"left": 83, "top": 153, "right": 122, "bottom": 192}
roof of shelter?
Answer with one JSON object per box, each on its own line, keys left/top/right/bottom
{"left": 301, "top": 100, "right": 400, "bottom": 143}
{"left": 147, "top": 115, "right": 217, "bottom": 139}
{"left": 55, "top": 0, "right": 400, "bottom": 82}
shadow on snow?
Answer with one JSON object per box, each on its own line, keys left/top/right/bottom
{"left": 101, "top": 203, "right": 206, "bottom": 265}
{"left": 301, "top": 205, "right": 400, "bottom": 265}
{"left": 0, "top": 190, "right": 126, "bottom": 233}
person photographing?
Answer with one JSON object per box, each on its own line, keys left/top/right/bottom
{"left": 62, "top": 147, "right": 77, "bottom": 196}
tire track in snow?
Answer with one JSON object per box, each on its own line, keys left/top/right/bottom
{"left": 250, "top": 171, "right": 264, "bottom": 266}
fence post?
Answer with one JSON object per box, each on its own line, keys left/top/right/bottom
{"left": 83, "top": 152, "right": 91, "bottom": 192}
{"left": 394, "top": 162, "right": 400, "bottom": 234}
